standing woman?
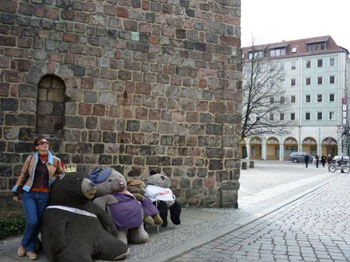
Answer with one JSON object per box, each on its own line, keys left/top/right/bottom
{"left": 12, "top": 136, "right": 64, "bottom": 260}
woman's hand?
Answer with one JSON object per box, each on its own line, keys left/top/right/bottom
{"left": 13, "top": 195, "right": 19, "bottom": 202}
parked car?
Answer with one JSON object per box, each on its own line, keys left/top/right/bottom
{"left": 289, "top": 152, "right": 313, "bottom": 163}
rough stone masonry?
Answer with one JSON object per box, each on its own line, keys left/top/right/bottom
{"left": 0, "top": 0, "right": 242, "bottom": 212}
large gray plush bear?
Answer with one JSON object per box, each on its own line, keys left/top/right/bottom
{"left": 41, "top": 172, "right": 128, "bottom": 262}
{"left": 89, "top": 167, "right": 149, "bottom": 245}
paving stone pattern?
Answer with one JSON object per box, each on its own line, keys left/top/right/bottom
{"left": 171, "top": 175, "right": 350, "bottom": 262}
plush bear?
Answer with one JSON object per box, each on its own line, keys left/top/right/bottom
{"left": 145, "top": 172, "right": 181, "bottom": 227}
{"left": 89, "top": 167, "right": 149, "bottom": 245}
{"left": 41, "top": 172, "right": 128, "bottom": 262}
{"left": 127, "top": 178, "right": 163, "bottom": 227}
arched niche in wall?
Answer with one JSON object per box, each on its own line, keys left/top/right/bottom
{"left": 36, "top": 75, "right": 66, "bottom": 135}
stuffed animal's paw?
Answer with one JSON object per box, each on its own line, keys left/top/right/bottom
{"left": 153, "top": 214, "right": 163, "bottom": 226}
{"left": 133, "top": 193, "right": 144, "bottom": 202}
{"left": 144, "top": 215, "right": 155, "bottom": 226}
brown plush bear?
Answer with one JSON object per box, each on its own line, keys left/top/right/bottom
{"left": 90, "top": 168, "right": 149, "bottom": 245}
{"left": 41, "top": 172, "right": 128, "bottom": 262}
{"left": 127, "top": 178, "right": 163, "bottom": 226}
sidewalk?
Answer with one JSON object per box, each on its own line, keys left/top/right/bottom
{"left": 0, "top": 161, "right": 337, "bottom": 262}
{"left": 171, "top": 170, "right": 350, "bottom": 262}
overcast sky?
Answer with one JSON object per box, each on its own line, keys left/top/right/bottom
{"left": 241, "top": 0, "right": 350, "bottom": 50}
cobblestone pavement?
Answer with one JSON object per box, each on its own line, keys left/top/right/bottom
{"left": 171, "top": 173, "right": 350, "bottom": 262}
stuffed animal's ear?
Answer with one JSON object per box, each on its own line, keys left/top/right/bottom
{"left": 150, "top": 171, "right": 157, "bottom": 176}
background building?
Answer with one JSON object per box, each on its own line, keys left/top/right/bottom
{"left": 242, "top": 36, "right": 350, "bottom": 160}
{"left": 0, "top": 0, "right": 242, "bottom": 214}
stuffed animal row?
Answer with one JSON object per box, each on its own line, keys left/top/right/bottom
{"left": 41, "top": 168, "right": 181, "bottom": 262}
{"left": 90, "top": 168, "right": 181, "bottom": 231}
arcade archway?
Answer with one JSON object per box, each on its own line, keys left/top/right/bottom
{"left": 284, "top": 137, "right": 298, "bottom": 160}
{"left": 322, "top": 137, "right": 337, "bottom": 157}
{"left": 302, "top": 137, "right": 317, "bottom": 156}
{"left": 250, "top": 136, "right": 262, "bottom": 160}
{"left": 266, "top": 137, "right": 280, "bottom": 160}
{"left": 240, "top": 139, "right": 247, "bottom": 159}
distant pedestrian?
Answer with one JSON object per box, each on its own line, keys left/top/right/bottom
{"left": 315, "top": 155, "right": 319, "bottom": 168}
{"left": 327, "top": 154, "right": 333, "bottom": 165}
{"left": 304, "top": 154, "right": 310, "bottom": 168}
{"left": 321, "top": 155, "right": 326, "bottom": 167}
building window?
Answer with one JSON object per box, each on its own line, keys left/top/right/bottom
{"left": 270, "top": 48, "right": 286, "bottom": 57}
{"left": 318, "top": 59, "right": 323, "bottom": 67}
{"left": 270, "top": 97, "right": 274, "bottom": 104}
{"left": 291, "top": 62, "right": 296, "bottom": 70}
{"left": 317, "top": 94, "right": 322, "bottom": 102}
{"left": 280, "top": 113, "right": 284, "bottom": 120}
{"left": 330, "top": 58, "right": 335, "bottom": 66}
{"left": 291, "top": 78, "right": 296, "bottom": 86}
{"left": 306, "top": 77, "right": 311, "bottom": 85}
{"left": 306, "top": 60, "right": 311, "bottom": 68}
{"left": 280, "top": 96, "right": 285, "bottom": 104}
{"left": 270, "top": 113, "right": 274, "bottom": 120}
{"left": 280, "top": 62, "right": 285, "bottom": 71}
{"left": 305, "top": 112, "right": 310, "bottom": 120}
{"left": 329, "top": 93, "right": 335, "bottom": 102}
{"left": 248, "top": 50, "right": 264, "bottom": 60}
{"left": 329, "top": 111, "right": 335, "bottom": 120}
{"left": 291, "top": 96, "right": 296, "bottom": 103}
{"left": 318, "top": 77, "right": 322, "bottom": 85}
{"left": 317, "top": 112, "right": 322, "bottom": 120}
{"left": 292, "top": 47, "right": 298, "bottom": 53}
{"left": 307, "top": 42, "right": 326, "bottom": 52}
{"left": 306, "top": 95, "right": 311, "bottom": 103}
{"left": 330, "top": 75, "right": 335, "bottom": 84}
{"left": 291, "top": 113, "right": 295, "bottom": 120}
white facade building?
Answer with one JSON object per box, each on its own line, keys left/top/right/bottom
{"left": 242, "top": 36, "right": 350, "bottom": 160}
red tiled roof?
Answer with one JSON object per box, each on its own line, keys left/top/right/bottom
{"left": 242, "top": 36, "right": 346, "bottom": 60}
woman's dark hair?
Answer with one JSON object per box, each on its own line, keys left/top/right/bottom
{"left": 33, "top": 136, "right": 48, "bottom": 151}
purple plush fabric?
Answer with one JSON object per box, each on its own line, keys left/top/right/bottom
{"left": 142, "top": 197, "right": 159, "bottom": 217}
{"left": 108, "top": 193, "right": 143, "bottom": 230}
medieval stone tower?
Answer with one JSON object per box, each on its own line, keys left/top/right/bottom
{"left": 0, "top": 0, "right": 242, "bottom": 211}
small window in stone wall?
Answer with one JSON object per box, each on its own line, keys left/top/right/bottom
{"left": 36, "top": 75, "right": 65, "bottom": 135}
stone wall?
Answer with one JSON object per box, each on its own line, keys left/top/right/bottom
{"left": 0, "top": 0, "right": 242, "bottom": 210}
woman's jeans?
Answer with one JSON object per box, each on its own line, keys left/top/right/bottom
{"left": 21, "top": 191, "right": 49, "bottom": 252}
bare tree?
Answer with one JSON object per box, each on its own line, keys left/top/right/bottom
{"left": 241, "top": 44, "right": 291, "bottom": 139}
